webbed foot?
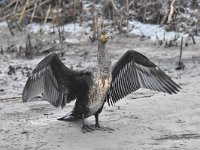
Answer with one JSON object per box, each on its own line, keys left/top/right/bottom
{"left": 94, "top": 124, "right": 114, "bottom": 133}
{"left": 57, "top": 112, "right": 78, "bottom": 121}
{"left": 82, "top": 124, "right": 95, "bottom": 133}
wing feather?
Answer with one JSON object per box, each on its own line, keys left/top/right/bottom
{"left": 106, "top": 50, "right": 181, "bottom": 106}
{"left": 22, "top": 53, "right": 92, "bottom": 108}
{"left": 122, "top": 66, "right": 130, "bottom": 95}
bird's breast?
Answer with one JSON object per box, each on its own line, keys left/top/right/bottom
{"left": 87, "top": 74, "right": 112, "bottom": 117}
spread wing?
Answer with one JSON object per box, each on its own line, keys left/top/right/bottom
{"left": 22, "top": 53, "right": 92, "bottom": 108}
{"left": 105, "top": 50, "right": 181, "bottom": 106}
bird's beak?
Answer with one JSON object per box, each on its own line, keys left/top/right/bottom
{"left": 100, "top": 34, "right": 110, "bottom": 43}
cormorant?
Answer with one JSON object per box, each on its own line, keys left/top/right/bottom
{"left": 22, "top": 30, "right": 181, "bottom": 132}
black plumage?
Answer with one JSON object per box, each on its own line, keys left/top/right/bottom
{"left": 105, "top": 50, "right": 180, "bottom": 106}
{"left": 23, "top": 53, "right": 93, "bottom": 114}
{"left": 22, "top": 30, "right": 181, "bottom": 132}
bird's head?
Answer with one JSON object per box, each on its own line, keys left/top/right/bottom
{"left": 99, "top": 30, "right": 110, "bottom": 44}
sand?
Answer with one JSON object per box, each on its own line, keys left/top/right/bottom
{"left": 0, "top": 24, "right": 200, "bottom": 150}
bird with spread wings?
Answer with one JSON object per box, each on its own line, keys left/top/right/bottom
{"left": 23, "top": 30, "right": 181, "bottom": 132}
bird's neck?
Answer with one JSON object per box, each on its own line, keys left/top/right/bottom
{"left": 97, "top": 40, "right": 111, "bottom": 74}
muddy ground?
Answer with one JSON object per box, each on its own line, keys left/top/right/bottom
{"left": 0, "top": 25, "right": 200, "bottom": 150}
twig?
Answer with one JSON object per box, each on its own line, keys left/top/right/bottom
{"left": 30, "top": 3, "right": 37, "bottom": 23}
{"left": 6, "top": 20, "right": 14, "bottom": 36}
{"left": 155, "top": 32, "right": 162, "bottom": 45}
{"left": 73, "top": 0, "right": 77, "bottom": 25}
{"left": 109, "top": 0, "right": 120, "bottom": 15}
{"left": 179, "top": 37, "right": 183, "bottom": 64}
{"left": 126, "top": 0, "right": 129, "bottom": 30}
{"left": 176, "top": 36, "right": 185, "bottom": 70}
{"left": 143, "top": 0, "right": 147, "bottom": 22}
{"left": 0, "top": 96, "right": 22, "bottom": 101}
{"left": 13, "top": 0, "right": 19, "bottom": 13}
{"left": 163, "top": 31, "right": 165, "bottom": 41}
{"left": 44, "top": 4, "right": 51, "bottom": 24}
{"left": 27, "top": 15, "right": 53, "bottom": 20}
{"left": 0, "top": 0, "right": 18, "bottom": 13}
{"left": 25, "top": 34, "right": 33, "bottom": 58}
{"left": 191, "top": 35, "right": 196, "bottom": 44}
{"left": 91, "top": 2, "right": 97, "bottom": 41}
{"left": 57, "top": 26, "right": 65, "bottom": 55}
{"left": 21, "top": 0, "right": 50, "bottom": 14}
{"left": 138, "top": 28, "right": 145, "bottom": 38}
{"left": 0, "top": 0, "right": 51, "bottom": 21}
{"left": 18, "top": 0, "right": 29, "bottom": 24}
{"left": 167, "top": 0, "right": 176, "bottom": 24}
{"left": 173, "top": 33, "right": 180, "bottom": 42}
{"left": 14, "top": 21, "right": 23, "bottom": 32}
{"left": 131, "top": 95, "right": 154, "bottom": 100}
{"left": 128, "top": 1, "right": 135, "bottom": 8}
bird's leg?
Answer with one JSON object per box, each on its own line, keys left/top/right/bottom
{"left": 95, "top": 113, "right": 100, "bottom": 128}
{"left": 94, "top": 114, "right": 114, "bottom": 132}
{"left": 57, "top": 106, "right": 78, "bottom": 121}
{"left": 81, "top": 114, "right": 95, "bottom": 133}
{"left": 57, "top": 101, "right": 81, "bottom": 121}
